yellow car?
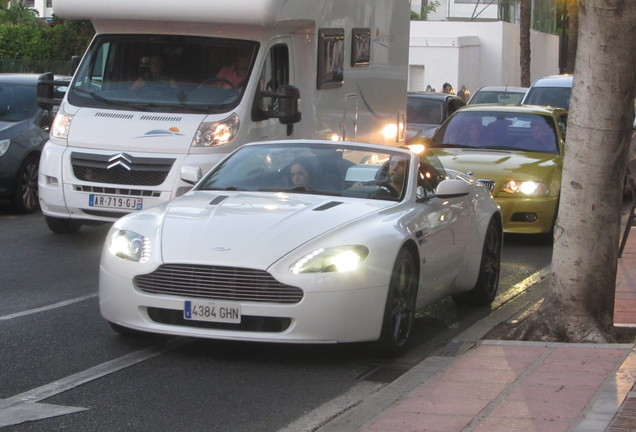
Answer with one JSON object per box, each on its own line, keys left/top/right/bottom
{"left": 426, "top": 105, "right": 568, "bottom": 234}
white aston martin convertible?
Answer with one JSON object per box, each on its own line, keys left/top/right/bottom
{"left": 99, "top": 140, "right": 502, "bottom": 356}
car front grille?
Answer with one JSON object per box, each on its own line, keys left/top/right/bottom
{"left": 478, "top": 179, "right": 495, "bottom": 192}
{"left": 71, "top": 152, "right": 175, "bottom": 186}
{"left": 134, "top": 264, "right": 304, "bottom": 304}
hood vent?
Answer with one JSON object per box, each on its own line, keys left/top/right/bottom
{"left": 314, "top": 201, "right": 343, "bottom": 211}
{"left": 209, "top": 195, "right": 229, "bottom": 205}
{"left": 95, "top": 112, "right": 134, "bottom": 120}
{"left": 140, "top": 115, "right": 183, "bottom": 122}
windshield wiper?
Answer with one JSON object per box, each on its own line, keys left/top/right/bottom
{"left": 433, "top": 143, "right": 475, "bottom": 149}
{"left": 73, "top": 87, "right": 150, "bottom": 111}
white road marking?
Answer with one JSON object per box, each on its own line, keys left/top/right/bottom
{"left": 0, "top": 338, "right": 185, "bottom": 427}
{"left": 0, "top": 294, "right": 98, "bottom": 321}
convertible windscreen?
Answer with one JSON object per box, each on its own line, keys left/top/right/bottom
{"left": 197, "top": 143, "right": 413, "bottom": 201}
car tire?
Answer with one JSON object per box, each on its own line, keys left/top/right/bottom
{"left": 376, "top": 248, "right": 418, "bottom": 357}
{"left": 10, "top": 154, "right": 40, "bottom": 214}
{"left": 453, "top": 217, "right": 502, "bottom": 306}
{"left": 45, "top": 216, "right": 82, "bottom": 234}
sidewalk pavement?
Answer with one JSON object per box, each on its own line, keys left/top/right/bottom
{"left": 316, "top": 227, "right": 636, "bottom": 432}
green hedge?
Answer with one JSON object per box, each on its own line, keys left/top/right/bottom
{"left": 0, "top": 20, "right": 93, "bottom": 74}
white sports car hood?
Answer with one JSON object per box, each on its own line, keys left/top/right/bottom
{"left": 159, "top": 192, "right": 386, "bottom": 268}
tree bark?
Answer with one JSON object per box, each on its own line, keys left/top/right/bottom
{"left": 519, "top": 0, "right": 532, "bottom": 87}
{"left": 566, "top": 0, "right": 579, "bottom": 73}
{"left": 503, "top": 0, "right": 636, "bottom": 343}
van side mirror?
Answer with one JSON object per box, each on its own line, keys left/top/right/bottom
{"left": 37, "top": 72, "right": 68, "bottom": 110}
{"left": 37, "top": 72, "right": 56, "bottom": 111}
{"left": 70, "top": 56, "right": 81, "bottom": 75}
{"left": 255, "top": 84, "right": 301, "bottom": 125}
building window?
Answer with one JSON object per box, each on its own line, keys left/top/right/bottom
{"left": 26, "top": 0, "right": 35, "bottom": 6}
{"left": 47, "top": 0, "right": 52, "bottom": 7}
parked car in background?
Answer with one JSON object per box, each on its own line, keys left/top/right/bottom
{"left": 522, "top": 74, "right": 573, "bottom": 110}
{"left": 100, "top": 139, "right": 502, "bottom": 357}
{"left": 427, "top": 105, "right": 568, "bottom": 235}
{"left": 468, "top": 86, "right": 528, "bottom": 105}
{"left": 0, "top": 74, "right": 67, "bottom": 213}
{"left": 407, "top": 92, "right": 465, "bottom": 142}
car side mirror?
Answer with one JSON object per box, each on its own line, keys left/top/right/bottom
{"left": 180, "top": 166, "right": 202, "bottom": 185}
{"left": 435, "top": 179, "right": 470, "bottom": 198}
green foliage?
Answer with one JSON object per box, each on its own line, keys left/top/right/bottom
{"left": 411, "top": 1, "right": 441, "bottom": 21}
{"left": 0, "top": 0, "right": 39, "bottom": 25}
{"left": 0, "top": 18, "right": 94, "bottom": 72}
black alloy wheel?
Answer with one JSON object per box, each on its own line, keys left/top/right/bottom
{"left": 377, "top": 248, "right": 418, "bottom": 357}
{"left": 10, "top": 154, "right": 40, "bottom": 214}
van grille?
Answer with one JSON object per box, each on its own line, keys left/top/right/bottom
{"left": 71, "top": 152, "right": 174, "bottom": 186}
{"left": 134, "top": 264, "right": 304, "bottom": 304}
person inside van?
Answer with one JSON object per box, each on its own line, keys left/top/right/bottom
{"left": 131, "top": 55, "right": 173, "bottom": 89}
{"left": 215, "top": 51, "right": 251, "bottom": 88}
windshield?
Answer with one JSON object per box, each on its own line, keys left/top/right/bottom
{"left": 0, "top": 84, "right": 37, "bottom": 121}
{"left": 197, "top": 143, "right": 414, "bottom": 202}
{"left": 68, "top": 35, "right": 259, "bottom": 114}
{"left": 430, "top": 111, "right": 560, "bottom": 154}
{"left": 407, "top": 97, "right": 444, "bottom": 125}
{"left": 523, "top": 87, "right": 571, "bottom": 109}
{"left": 470, "top": 90, "right": 525, "bottom": 105}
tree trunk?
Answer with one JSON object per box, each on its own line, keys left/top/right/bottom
{"left": 566, "top": 0, "right": 579, "bottom": 73}
{"left": 504, "top": 0, "right": 636, "bottom": 343}
{"left": 519, "top": 0, "right": 531, "bottom": 87}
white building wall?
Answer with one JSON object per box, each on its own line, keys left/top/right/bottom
{"left": 27, "top": 0, "right": 54, "bottom": 20}
{"left": 409, "top": 21, "right": 559, "bottom": 94}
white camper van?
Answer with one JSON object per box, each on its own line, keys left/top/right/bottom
{"left": 38, "top": 0, "right": 410, "bottom": 233}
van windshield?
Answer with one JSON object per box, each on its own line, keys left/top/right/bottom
{"left": 68, "top": 35, "right": 259, "bottom": 114}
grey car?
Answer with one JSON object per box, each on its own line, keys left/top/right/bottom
{"left": 406, "top": 92, "right": 466, "bottom": 142}
{"left": 0, "top": 74, "right": 63, "bottom": 213}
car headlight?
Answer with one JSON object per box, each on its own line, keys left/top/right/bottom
{"left": 501, "top": 180, "right": 549, "bottom": 195}
{"left": 0, "top": 139, "right": 10, "bottom": 157}
{"left": 51, "top": 103, "right": 73, "bottom": 140}
{"left": 108, "top": 230, "right": 151, "bottom": 262}
{"left": 192, "top": 113, "right": 239, "bottom": 147}
{"left": 290, "top": 245, "right": 369, "bottom": 274}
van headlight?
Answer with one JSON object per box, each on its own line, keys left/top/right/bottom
{"left": 290, "top": 245, "right": 369, "bottom": 274}
{"left": 108, "top": 230, "right": 151, "bottom": 262}
{"left": 502, "top": 180, "right": 549, "bottom": 195}
{"left": 51, "top": 103, "right": 73, "bottom": 140}
{"left": 192, "top": 113, "right": 239, "bottom": 147}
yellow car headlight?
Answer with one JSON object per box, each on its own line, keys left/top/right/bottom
{"left": 290, "top": 245, "right": 369, "bottom": 274}
{"left": 501, "top": 180, "right": 549, "bottom": 195}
